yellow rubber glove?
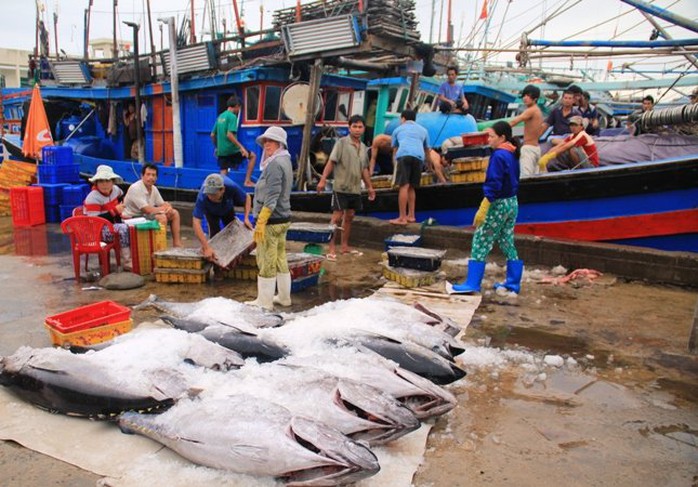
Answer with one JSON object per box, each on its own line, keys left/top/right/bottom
{"left": 473, "top": 198, "right": 490, "bottom": 227}
{"left": 254, "top": 206, "right": 273, "bottom": 244}
{"left": 538, "top": 152, "right": 555, "bottom": 172}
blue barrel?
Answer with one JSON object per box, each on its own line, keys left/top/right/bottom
{"left": 384, "top": 112, "right": 478, "bottom": 148}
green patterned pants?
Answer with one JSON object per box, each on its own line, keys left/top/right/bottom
{"left": 471, "top": 196, "right": 519, "bottom": 261}
{"left": 256, "top": 222, "right": 291, "bottom": 278}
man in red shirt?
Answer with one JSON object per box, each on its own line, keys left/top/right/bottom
{"left": 539, "top": 116, "right": 599, "bottom": 172}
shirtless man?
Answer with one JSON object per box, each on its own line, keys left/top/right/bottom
{"left": 368, "top": 134, "right": 394, "bottom": 175}
{"left": 509, "top": 84, "right": 544, "bottom": 177}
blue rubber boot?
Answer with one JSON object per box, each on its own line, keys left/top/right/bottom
{"left": 493, "top": 260, "right": 524, "bottom": 294}
{"left": 451, "top": 260, "right": 486, "bottom": 294}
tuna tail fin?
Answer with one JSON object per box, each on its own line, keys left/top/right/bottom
{"left": 133, "top": 294, "right": 159, "bottom": 311}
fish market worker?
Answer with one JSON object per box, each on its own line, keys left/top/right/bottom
{"left": 192, "top": 173, "right": 252, "bottom": 262}
{"left": 450, "top": 121, "right": 523, "bottom": 295}
{"left": 246, "top": 126, "right": 293, "bottom": 311}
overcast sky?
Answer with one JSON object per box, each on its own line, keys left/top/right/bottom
{"left": 2, "top": 0, "right": 696, "bottom": 82}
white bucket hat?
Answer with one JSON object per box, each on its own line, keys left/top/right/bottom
{"left": 256, "top": 126, "right": 288, "bottom": 148}
{"left": 89, "top": 165, "right": 122, "bottom": 182}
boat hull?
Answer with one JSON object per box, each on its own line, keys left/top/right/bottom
{"left": 291, "top": 156, "right": 698, "bottom": 253}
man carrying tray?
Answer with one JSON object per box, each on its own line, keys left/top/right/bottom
{"left": 193, "top": 173, "right": 252, "bottom": 261}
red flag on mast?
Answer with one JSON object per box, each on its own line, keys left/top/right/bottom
{"left": 480, "top": 0, "right": 488, "bottom": 20}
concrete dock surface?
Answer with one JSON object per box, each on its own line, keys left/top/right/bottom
{"left": 0, "top": 214, "right": 696, "bottom": 486}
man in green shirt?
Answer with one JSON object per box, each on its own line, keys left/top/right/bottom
{"left": 317, "top": 115, "right": 375, "bottom": 260}
{"left": 211, "top": 96, "right": 256, "bottom": 187}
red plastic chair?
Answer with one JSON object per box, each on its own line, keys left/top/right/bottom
{"left": 61, "top": 216, "right": 122, "bottom": 282}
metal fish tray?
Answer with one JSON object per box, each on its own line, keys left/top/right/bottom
{"left": 387, "top": 247, "right": 446, "bottom": 272}
{"left": 208, "top": 218, "right": 255, "bottom": 268}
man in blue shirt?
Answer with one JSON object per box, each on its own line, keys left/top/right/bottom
{"left": 193, "top": 173, "right": 251, "bottom": 260}
{"left": 437, "top": 66, "right": 469, "bottom": 114}
{"left": 542, "top": 90, "right": 581, "bottom": 138}
{"left": 390, "top": 109, "right": 431, "bottom": 225}
{"left": 578, "top": 91, "right": 600, "bottom": 136}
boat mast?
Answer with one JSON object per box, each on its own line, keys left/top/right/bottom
{"left": 146, "top": 0, "right": 157, "bottom": 70}
{"left": 190, "top": 0, "right": 196, "bottom": 43}
{"left": 161, "top": 17, "right": 184, "bottom": 169}
{"left": 113, "top": 0, "right": 118, "bottom": 59}
{"left": 429, "top": 0, "right": 436, "bottom": 43}
{"left": 84, "top": 0, "right": 93, "bottom": 59}
{"left": 620, "top": 0, "right": 698, "bottom": 34}
{"left": 232, "top": 0, "right": 245, "bottom": 48}
{"left": 34, "top": 1, "right": 39, "bottom": 61}
{"left": 53, "top": 11, "right": 59, "bottom": 57}
{"left": 638, "top": 10, "right": 698, "bottom": 70}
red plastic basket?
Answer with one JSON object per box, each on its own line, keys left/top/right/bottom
{"left": 461, "top": 132, "right": 489, "bottom": 146}
{"left": 10, "top": 186, "right": 45, "bottom": 227}
{"left": 45, "top": 300, "right": 131, "bottom": 334}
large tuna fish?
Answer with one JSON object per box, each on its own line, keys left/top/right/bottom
{"left": 0, "top": 347, "right": 176, "bottom": 417}
{"left": 160, "top": 315, "right": 289, "bottom": 363}
{"left": 135, "top": 294, "right": 284, "bottom": 328}
{"left": 352, "top": 335, "right": 466, "bottom": 385}
{"left": 280, "top": 347, "right": 457, "bottom": 419}
{"left": 208, "top": 363, "right": 421, "bottom": 446}
{"left": 0, "top": 328, "right": 244, "bottom": 417}
{"left": 270, "top": 297, "right": 466, "bottom": 360}
{"left": 119, "top": 395, "right": 380, "bottom": 486}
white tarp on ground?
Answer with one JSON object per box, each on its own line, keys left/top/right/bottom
{"left": 0, "top": 387, "right": 430, "bottom": 486}
{"left": 0, "top": 287, "right": 480, "bottom": 486}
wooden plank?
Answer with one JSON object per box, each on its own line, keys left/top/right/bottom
{"left": 374, "top": 280, "right": 481, "bottom": 329}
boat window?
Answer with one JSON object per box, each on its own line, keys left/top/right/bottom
{"left": 324, "top": 90, "right": 338, "bottom": 121}
{"left": 337, "top": 92, "right": 351, "bottom": 121}
{"left": 245, "top": 86, "right": 260, "bottom": 121}
{"left": 395, "top": 88, "right": 410, "bottom": 113}
{"left": 387, "top": 87, "right": 398, "bottom": 113}
{"left": 263, "top": 85, "right": 283, "bottom": 121}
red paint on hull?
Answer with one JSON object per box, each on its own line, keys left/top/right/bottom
{"left": 515, "top": 209, "right": 698, "bottom": 241}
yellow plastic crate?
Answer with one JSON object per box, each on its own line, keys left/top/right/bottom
{"left": 44, "top": 318, "right": 133, "bottom": 347}
{"left": 450, "top": 171, "right": 486, "bottom": 184}
{"left": 153, "top": 248, "right": 205, "bottom": 270}
{"left": 154, "top": 266, "right": 210, "bottom": 284}
{"left": 224, "top": 266, "right": 258, "bottom": 281}
{"left": 420, "top": 172, "right": 433, "bottom": 186}
{"left": 154, "top": 222, "right": 167, "bottom": 251}
{"left": 154, "top": 268, "right": 209, "bottom": 283}
{"left": 452, "top": 157, "right": 488, "bottom": 172}
{"left": 370, "top": 175, "right": 393, "bottom": 189}
{"left": 240, "top": 254, "right": 258, "bottom": 267}
{"left": 382, "top": 263, "right": 437, "bottom": 289}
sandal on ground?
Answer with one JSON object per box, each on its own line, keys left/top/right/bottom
{"left": 325, "top": 253, "right": 337, "bottom": 262}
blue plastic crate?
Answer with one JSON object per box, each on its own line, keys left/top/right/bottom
{"left": 384, "top": 234, "right": 422, "bottom": 251}
{"left": 42, "top": 146, "right": 74, "bottom": 165}
{"left": 38, "top": 163, "right": 80, "bottom": 184}
{"left": 45, "top": 204, "right": 61, "bottom": 223}
{"left": 35, "top": 183, "right": 68, "bottom": 206}
{"left": 59, "top": 204, "right": 75, "bottom": 222}
{"left": 287, "top": 230, "right": 333, "bottom": 243}
{"left": 62, "top": 184, "right": 90, "bottom": 207}
{"left": 291, "top": 273, "right": 320, "bottom": 293}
